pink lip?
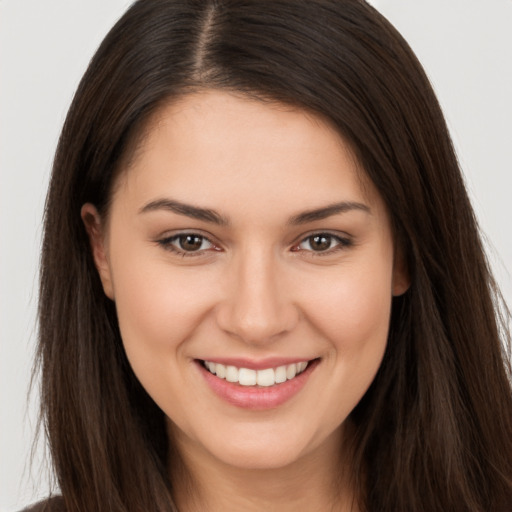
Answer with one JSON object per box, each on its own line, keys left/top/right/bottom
{"left": 196, "top": 358, "right": 319, "bottom": 410}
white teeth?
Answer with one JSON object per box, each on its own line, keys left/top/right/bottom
{"left": 275, "top": 365, "right": 287, "bottom": 384}
{"left": 203, "top": 360, "right": 310, "bottom": 387}
{"left": 215, "top": 363, "right": 226, "bottom": 379}
{"left": 256, "top": 368, "right": 275, "bottom": 387}
{"left": 225, "top": 365, "right": 239, "bottom": 383}
{"left": 286, "top": 364, "right": 297, "bottom": 379}
{"left": 238, "top": 368, "right": 257, "bottom": 386}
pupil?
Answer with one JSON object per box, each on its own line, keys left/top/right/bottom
{"left": 180, "top": 235, "right": 202, "bottom": 251}
{"left": 311, "top": 235, "right": 331, "bottom": 251}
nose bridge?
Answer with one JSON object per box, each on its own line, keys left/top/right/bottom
{"left": 216, "top": 244, "right": 297, "bottom": 344}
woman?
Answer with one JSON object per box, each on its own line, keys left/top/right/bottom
{"left": 29, "top": 0, "right": 512, "bottom": 510}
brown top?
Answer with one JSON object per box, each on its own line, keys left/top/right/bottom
{"left": 21, "top": 496, "right": 66, "bottom": 512}
{"left": 20, "top": 494, "right": 512, "bottom": 511}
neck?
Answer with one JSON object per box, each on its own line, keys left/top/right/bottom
{"left": 168, "top": 423, "right": 360, "bottom": 512}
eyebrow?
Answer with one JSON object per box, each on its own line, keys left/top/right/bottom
{"left": 287, "top": 201, "right": 371, "bottom": 224}
{"left": 139, "top": 198, "right": 371, "bottom": 225}
{"left": 139, "top": 199, "right": 230, "bottom": 225}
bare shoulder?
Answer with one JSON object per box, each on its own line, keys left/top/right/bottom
{"left": 21, "top": 496, "right": 65, "bottom": 512}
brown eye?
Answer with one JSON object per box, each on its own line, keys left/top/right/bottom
{"left": 295, "top": 233, "right": 352, "bottom": 254}
{"left": 178, "top": 234, "right": 204, "bottom": 251}
{"left": 300, "top": 234, "right": 335, "bottom": 252}
{"left": 308, "top": 235, "right": 332, "bottom": 251}
{"left": 158, "top": 233, "right": 215, "bottom": 254}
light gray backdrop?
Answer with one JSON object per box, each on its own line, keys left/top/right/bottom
{"left": 1, "top": 1, "right": 511, "bottom": 510}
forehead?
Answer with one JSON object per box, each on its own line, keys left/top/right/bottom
{"left": 113, "top": 90, "right": 383, "bottom": 219}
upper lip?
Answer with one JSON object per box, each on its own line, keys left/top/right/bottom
{"left": 196, "top": 357, "right": 317, "bottom": 370}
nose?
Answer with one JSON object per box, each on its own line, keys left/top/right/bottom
{"left": 215, "top": 247, "right": 299, "bottom": 345}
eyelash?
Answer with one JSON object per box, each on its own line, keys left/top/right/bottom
{"left": 292, "top": 233, "right": 353, "bottom": 256}
{"left": 156, "top": 232, "right": 353, "bottom": 257}
{"left": 157, "top": 233, "right": 218, "bottom": 257}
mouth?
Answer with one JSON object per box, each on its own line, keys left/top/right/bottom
{"left": 201, "top": 359, "right": 311, "bottom": 387}
{"left": 196, "top": 358, "right": 320, "bottom": 409}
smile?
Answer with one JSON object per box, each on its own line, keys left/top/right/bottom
{"left": 203, "top": 360, "right": 309, "bottom": 387}
{"left": 197, "top": 358, "right": 319, "bottom": 409}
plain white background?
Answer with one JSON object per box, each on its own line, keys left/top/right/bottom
{"left": 1, "top": 1, "right": 511, "bottom": 510}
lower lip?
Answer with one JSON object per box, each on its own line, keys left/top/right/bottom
{"left": 197, "top": 359, "right": 319, "bottom": 410}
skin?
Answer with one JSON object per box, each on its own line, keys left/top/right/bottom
{"left": 83, "top": 90, "right": 409, "bottom": 511}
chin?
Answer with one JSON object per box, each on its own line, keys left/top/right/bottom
{"left": 192, "top": 419, "right": 340, "bottom": 471}
{"left": 221, "top": 443, "right": 306, "bottom": 470}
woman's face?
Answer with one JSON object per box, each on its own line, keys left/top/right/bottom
{"left": 84, "top": 90, "right": 408, "bottom": 471}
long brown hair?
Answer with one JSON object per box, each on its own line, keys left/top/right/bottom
{"left": 38, "top": 1, "right": 512, "bottom": 510}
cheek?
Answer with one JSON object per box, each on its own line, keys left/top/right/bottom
{"left": 299, "top": 262, "right": 393, "bottom": 426}
{"left": 302, "top": 259, "right": 393, "bottom": 350}
{"left": 110, "top": 252, "right": 217, "bottom": 369}
{"left": 109, "top": 256, "right": 222, "bottom": 428}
